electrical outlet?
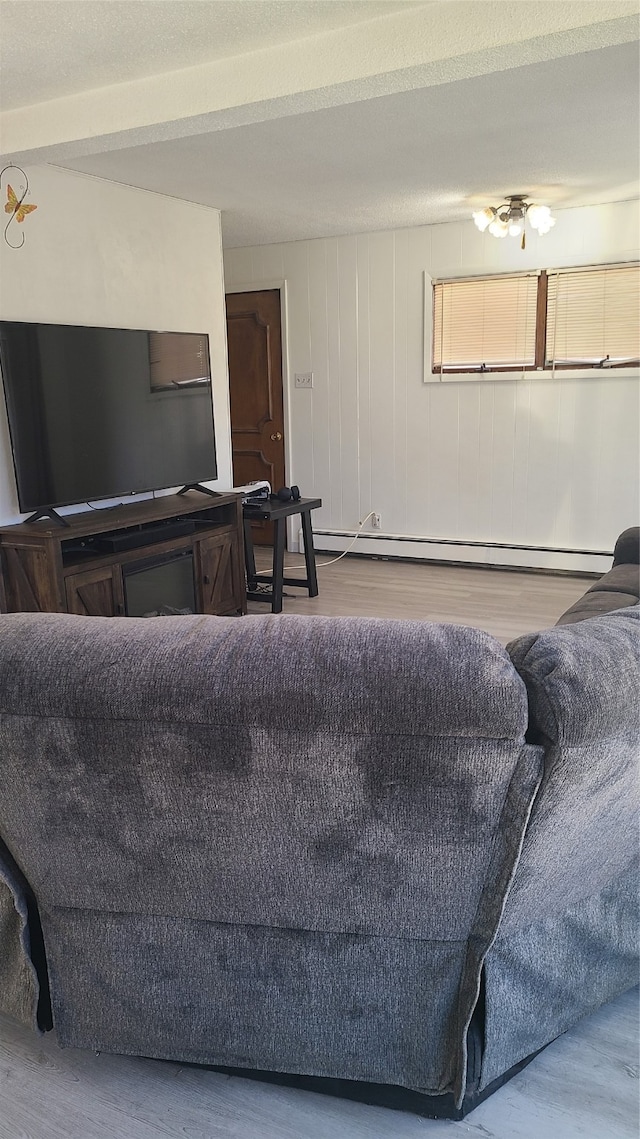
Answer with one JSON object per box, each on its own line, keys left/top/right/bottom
{"left": 371, "top": 512, "right": 382, "bottom": 529}
{"left": 295, "top": 372, "right": 313, "bottom": 389}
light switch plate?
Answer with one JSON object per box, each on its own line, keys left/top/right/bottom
{"left": 295, "top": 372, "right": 313, "bottom": 388}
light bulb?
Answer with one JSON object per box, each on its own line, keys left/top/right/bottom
{"left": 535, "top": 217, "right": 556, "bottom": 236}
{"left": 508, "top": 221, "right": 523, "bottom": 237}
{"left": 488, "top": 217, "right": 509, "bottom": 238}
{"left": 473, "top": 207, "right": 495, "bottom": 232}
{"left": 527, "top": 203, "right": 552, "bottom": 229}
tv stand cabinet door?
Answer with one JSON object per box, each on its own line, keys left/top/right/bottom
{"left": 0, "top": 540, "right": 64, "bottom": 613}
{"left": 65, "top": 566, "right": 125, "bottom": 617}
{"left": 195, "top": 530, "right": 245, "bottom": 615}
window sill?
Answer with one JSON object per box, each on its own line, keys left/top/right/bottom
{"left": 424, "top": 367, "right": 640, "bottom": 385}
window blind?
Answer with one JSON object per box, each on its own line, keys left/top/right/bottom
{"left": 546, "top": 264, "right": 640, "bottom": 365}
{"left": 148, "top": 332, "right": 210, "bottom": 390}
{"left": 433, "top": 273, "right": 538, "bottom": 372}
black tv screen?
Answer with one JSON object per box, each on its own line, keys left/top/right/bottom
{"left": 0, "top": 321, "right": 218, "bottom": 512}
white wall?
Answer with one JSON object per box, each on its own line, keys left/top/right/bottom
{"left": 224, "top": 200, "right": 640, "bottom": 573}
{"left": 0, "top": 165, "right": 231, "bottom": 525}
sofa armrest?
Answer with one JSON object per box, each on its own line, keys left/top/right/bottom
{"left": 613, "top": 526, "right": 640, "bottom": 567}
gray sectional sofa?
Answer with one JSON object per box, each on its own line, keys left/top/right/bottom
{"left": 556, "top": 526, "right": 640, "bottom": 623}
{"left": 0, "top": 529, "right": 638, "bottom": 1120}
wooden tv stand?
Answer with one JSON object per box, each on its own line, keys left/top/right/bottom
{"left": 0, "top": 491, "right": 246, "bottom": 618}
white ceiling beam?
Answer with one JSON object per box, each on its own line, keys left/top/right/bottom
{"left": 1, "top": 1, "right": 638, "bottom": 164}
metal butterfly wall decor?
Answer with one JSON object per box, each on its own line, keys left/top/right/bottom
{"left": 2, "top": 165, "right": 37, "bottom": 248}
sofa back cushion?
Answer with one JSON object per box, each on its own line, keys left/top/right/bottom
{"left": 476, "top": 607, "right": 640, "bottom": 1089}
{"left": 509, "top": 605, "right": 640, "bottom": 751}
{"left": 0, "top": 611, "right": 532, "bottom": 943}
{"left": 613, "top": 526, "right": 640, "bottom": 567}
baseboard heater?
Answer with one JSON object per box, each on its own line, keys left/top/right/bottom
{"left": 312, "top": 531, "right": 613, "bottom": 558}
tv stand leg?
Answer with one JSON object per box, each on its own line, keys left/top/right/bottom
{"left": 24, "top": 507, "right": 70, "bottom": 527}
{"left": 177, "top": 484, "right": 218, "bottom": 498}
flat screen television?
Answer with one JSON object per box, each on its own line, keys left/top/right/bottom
{"left": 0, "top": 320, "right": 218, "bottom": 514}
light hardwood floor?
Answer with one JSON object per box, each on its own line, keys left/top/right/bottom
{"left": 2, "top": 557, "right": 636, "bottom": 1139}
{"left": 1, "top": 989, "right": 637, "bottom": 1139}
{"left": 247, "top": 549, "right": 593, "bottom": 643}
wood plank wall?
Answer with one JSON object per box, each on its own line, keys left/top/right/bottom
{"left": 224, "top": 200, "right": 640, "bottom": 574}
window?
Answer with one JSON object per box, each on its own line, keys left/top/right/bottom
{"left": 432, "top": 263, "right": 639, "bottom": 376}
{"left": 546, "top": 265, "right": 640, "bottom": 367}
{"left": 433, "top": 273, "right": 539, "bottom": 372}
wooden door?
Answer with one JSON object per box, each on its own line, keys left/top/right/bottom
{"left": 195, "top": 530, "right": 245, "bottom": 615}
{"left": 65, "top": 566, "right": 124, "bottom": 616}
{"left": 226, "top": 289, "right": 285, "bottom": 545}
{"left": 0, "top": 542, "right": 62, "bottom": 612}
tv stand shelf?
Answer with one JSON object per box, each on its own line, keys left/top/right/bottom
{"left": 0, "top": 491, "right": 246, "bottom": 618}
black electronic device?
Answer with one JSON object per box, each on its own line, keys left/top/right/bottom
{"left": 274, "top": 485, "right": 301, "bottom": 502}
{"left": 244, "top": 492, "right": 270, "bottom": 506}
{"left": 0, "top": 321, "right": 218, "bottom": 515}
{"left": 93, "top": 519, "right": 196, "bottom": 553}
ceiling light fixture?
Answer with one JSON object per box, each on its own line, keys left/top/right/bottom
{"left": 472, "top": 195, "right": 555, "bottom": 249}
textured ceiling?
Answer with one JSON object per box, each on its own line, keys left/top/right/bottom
{"left": 1, "top": 1, "right": 638, "bottom": 247}
{"left": 54, "top": 40, "right": 640, "bottom": 247}
{"left": 0, "top": 0, "right": 422, "bottom": 110}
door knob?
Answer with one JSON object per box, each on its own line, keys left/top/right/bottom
{"left": 270, "top": 432, "right": 283, "bottom": 441}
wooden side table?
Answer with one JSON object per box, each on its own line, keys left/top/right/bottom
{"left": 243, "top": 497, "right": 322, "bottom": 613}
